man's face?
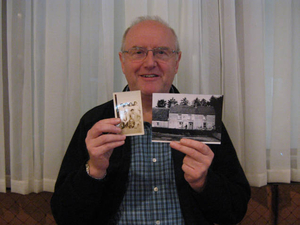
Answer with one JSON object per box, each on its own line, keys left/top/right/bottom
{"left": 119, "top": 21, "right": 181, "bottom": 97}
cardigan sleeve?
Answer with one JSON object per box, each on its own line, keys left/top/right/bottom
{"left": 174, "top": 123, "right": 251, "bottom": 225}
{"left": 50, "top": 116, "right": 108, "bottom": 225}
{"left": 51, "top": 101, "right": 129, "bottom": 225}
{"left": 192, "top": 124, "right": 251, "bottom": 224}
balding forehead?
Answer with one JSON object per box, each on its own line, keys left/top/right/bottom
{"left": 121, "top": 20, "right": 180, "bottom": 51}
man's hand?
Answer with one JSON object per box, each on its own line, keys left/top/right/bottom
{"left": 170, "top": 139, "right": 214, "bottom": 192}
{"left": 85, "top": 118, "right": 126, "bottom": 179}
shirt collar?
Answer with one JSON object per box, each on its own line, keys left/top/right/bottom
{"left": 122, "top": 85, "right": 179, "bottom": 93}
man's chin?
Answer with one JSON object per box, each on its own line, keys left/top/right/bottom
{"left": 133, "top": 84, "right": 171, "bottom": 96}
{"left": 141, "top": 88, "right": 169, "bottom": 96}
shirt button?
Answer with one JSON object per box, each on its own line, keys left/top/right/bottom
{"left": 156, "top": 220, "right": 160, "bottom": 225}
{"left": 152, "top": 158, "right": 157, "bottom": 163}
{"left": 154, "top": 187, "right": 158, "bottom": 192}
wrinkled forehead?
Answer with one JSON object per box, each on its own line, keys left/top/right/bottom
{"left": 123, "top": 21, "right": 177, "bottom": 50}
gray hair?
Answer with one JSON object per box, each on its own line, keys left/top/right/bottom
{"left": 121, "top": 16, "right": 180, "bottom": 52}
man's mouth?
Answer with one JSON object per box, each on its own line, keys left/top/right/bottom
{"left": 141, "top": 74, "right": 159, "bottom": 78}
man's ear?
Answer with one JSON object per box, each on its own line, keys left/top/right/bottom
{"left": 119, "top": 52, "right": 125, "bottom": 73}
{"left": 174, "top": 51, "right": 182, "bottom": 73}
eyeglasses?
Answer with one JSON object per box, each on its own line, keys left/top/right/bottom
{"left": 122, "top": 47, "right": 179, "bottom": 62}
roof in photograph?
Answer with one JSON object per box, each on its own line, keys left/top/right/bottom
{"left": 169, "top": 105, "right": 215, "bottom": 115}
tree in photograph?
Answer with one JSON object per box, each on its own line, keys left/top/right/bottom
{"left": 167, "top": 97, "right": 178, "bottom": 108}
{"left": 180, "top": 97, "right": 189, "bottom": 106}
{"left": 200, "top": 98, "right": 209, "bottom": 107}
{"left": 156, "top": 99, "right": 167, "bottom": 108}
{"left": 192, "top": 97, "right": 201, "bottom": 107}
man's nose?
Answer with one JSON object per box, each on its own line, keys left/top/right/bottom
{"left": 143, "top": 50, "right": 157, "bottom": 68}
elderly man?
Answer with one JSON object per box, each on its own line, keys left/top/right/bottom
{"left": 51, "top": 16, "right": 250, "bottom": 225}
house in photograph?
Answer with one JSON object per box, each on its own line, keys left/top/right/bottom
{"left": 169, "top": 105, "right": 216, "bottom": 130}
{"left": 152, "top": 105, "right": 216, "bottom": 131}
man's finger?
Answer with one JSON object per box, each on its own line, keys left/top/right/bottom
{"left": 179, "top": 138, "right": 211, "bottom": 155}
{"left": 88, "top": 118, "right": 122, "bottom": 138}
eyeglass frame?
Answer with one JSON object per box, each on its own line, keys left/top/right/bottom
{"left": 121, "top": 46, "right": 180, "bottom": 62}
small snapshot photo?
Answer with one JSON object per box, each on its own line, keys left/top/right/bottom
{"left": 113, "top": 90, "right": 144, "bottom": 136}
{"left": 152, "top": 93, "right": 223, "bottom": 144}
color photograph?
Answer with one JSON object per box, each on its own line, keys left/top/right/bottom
{"left": 113, "top": 90, "right": 144, "bottom": 136}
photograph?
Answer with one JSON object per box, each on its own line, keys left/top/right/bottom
{"left": 113, "top": 90, "right": 144, "bottom": 136}
{"left": 152, "top": 93, "right": 223, "bottom": 144}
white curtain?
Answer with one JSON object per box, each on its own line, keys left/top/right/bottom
{"left": 0, "top": 0, "right": 299, "bottom": 194}
{"left": 3, "top": 0, "right": 115, "bottom": 194}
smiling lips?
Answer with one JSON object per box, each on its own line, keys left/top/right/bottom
{"left": 140, "top": 74, "right": 159, "bottom": 78}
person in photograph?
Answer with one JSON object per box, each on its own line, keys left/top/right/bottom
{"left": 51, "top": 15, "right": 250, "bottom": 225}
{"left": 129, "top": 103, "right": 142, "bottom": 129}
{"left": 119, "top": 104, "right": 129, "bottom": 129}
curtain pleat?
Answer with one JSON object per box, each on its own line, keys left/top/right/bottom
{"left": 291, "top": 0, "right": 300, "bottom": 182}
{"left": 220, "top": 0, "right": 246, "bottom": 169}
{"left": 268, "top": 0, "right": 292, "bottom": 183}
{"left": 236, "top": 0, "right": 268, "bottom": 187}
{"left": 0, "top": 1, "right": 6, "bottom": 193}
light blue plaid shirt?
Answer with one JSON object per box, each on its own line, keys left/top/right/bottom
{"left": 117, "top": 122, "right": 185, "bottom": 225}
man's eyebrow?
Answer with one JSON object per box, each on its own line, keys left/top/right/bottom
{"left": 130, "top": 46, "right": 145, "bottom": 49}
{"left": 129, "top": 46, "right": 172, "bottom": 49}
{"left": 154, "top": 46, "right": 170, "bottom": 49}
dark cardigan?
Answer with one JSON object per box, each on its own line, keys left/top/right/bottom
{"left": 51, "top": 87, "right": 250, "bottom": 225}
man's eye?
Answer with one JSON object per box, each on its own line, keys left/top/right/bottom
{"left": 157, "top": 50, "right": 166, "bottom": 55}
{"left": 155, "top": 48, "right": 170, "bottom": 56}
{"left": 131, "top": 50, "right": 144, "bottom": 55}
{"left": 135, "top": 50, "right": 144, "bottom": 55}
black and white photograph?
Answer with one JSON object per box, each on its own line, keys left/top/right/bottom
{"left": 113, "top": 91, "right": 144, "bottom": 136}
{"left": 152, "top": 93, "right": 223, "bottom": 144}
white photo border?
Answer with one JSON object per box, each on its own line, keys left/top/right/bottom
{"left": 113, "top": 90, "right": 144, "bottom": 136}
{"left": 152, "top": 93, "right": 223, "bottom": 144}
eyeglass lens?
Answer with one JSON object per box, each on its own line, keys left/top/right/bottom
{"left": 126, "top": 47, "right": 176, "bottom": 61}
